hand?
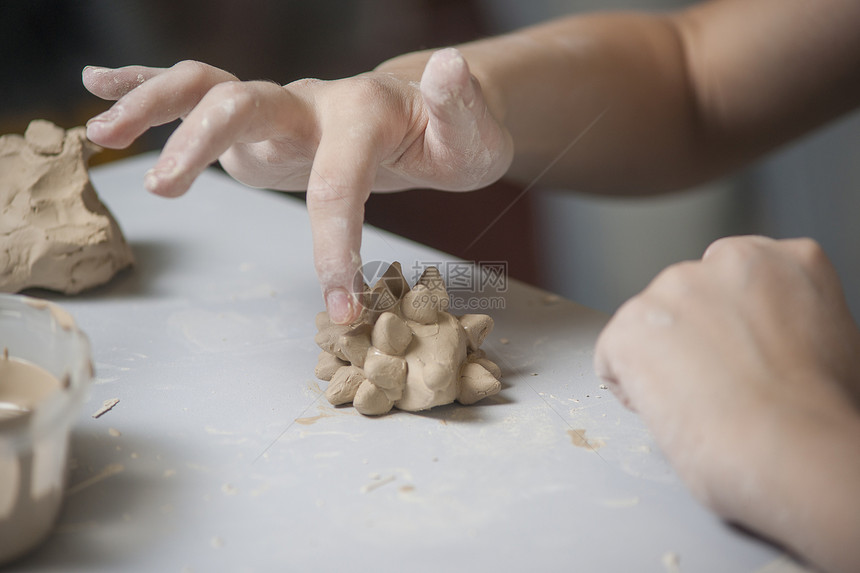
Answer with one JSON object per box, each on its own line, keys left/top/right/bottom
{"left": 594, "top": 236, "right": 860, "bottom": 572}
{"left": 82, "top": 49, "right": 513, "bottom": 324}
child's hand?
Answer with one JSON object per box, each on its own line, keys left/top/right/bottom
{"left": 594, "top": 235, "right": 860, "bottom": 573}
{"left": 82, "top": 49, "right": 513, "bottom": 324}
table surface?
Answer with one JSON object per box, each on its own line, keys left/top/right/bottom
{"left": 7, "top": 155, "right": 806, "bottom": 573}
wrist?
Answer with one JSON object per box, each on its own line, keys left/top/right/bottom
{"left": 375, "top": 43, "right": 511, "bottom": 129}
{"left": 714, "top": 396, "right": 860, "bottom": 573}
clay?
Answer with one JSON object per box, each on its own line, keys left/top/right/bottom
{"left": 314, "top": 262, "right": 502, "bottom": 415}
{"left": 324, "top": 365, "right": 366, "bottom": 406}
{"left": 91, "top": 397, "right": 120, "bottom": 419}
{"left": 0, "top": 119, "right": 133, "bottom": 294}
{"left": 313, "top": 352, "right": 348, "bottom": 381}
{"left": 0, "top": 354, "right": 67, "bottom": 564}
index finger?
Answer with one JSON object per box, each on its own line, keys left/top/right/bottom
{"left": 82, "top": 65, "right": 164, "bottom": 100}
{"left": 306, "top": 128, "right": 382, "bottom": 325}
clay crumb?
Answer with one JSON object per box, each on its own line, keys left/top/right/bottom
{"left": 542, "top": 294, "right": 561, "bottom": 305}
{"left": 360, "top": 475, "right": 395, "bottom": 494}
{"left": 662, "top": 551, "right": 681, "bottom": 573}
{"left": 108, "top": 428, "right": 121, "bottom": 437}
{"left": 499, "top": 338, "right": 509, "bottom": 345}
{"left": 568, "top": 429, "right": 605, "bottom": 451}
{"left": 92, "top": 397, "right": 120, "bottom": 418}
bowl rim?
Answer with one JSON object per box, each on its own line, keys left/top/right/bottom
{"left": 0, "top": 294, "right": 93, "bottom": 450}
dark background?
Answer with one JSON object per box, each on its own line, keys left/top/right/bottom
{"left": 6, "top": 1, "right": 859, "bottom": 320}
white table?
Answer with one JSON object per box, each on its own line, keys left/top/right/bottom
{"left": 9, "top": 155, "right": 805, "bottom": 572}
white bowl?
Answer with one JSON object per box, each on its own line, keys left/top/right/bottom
{"left": 0, "top": 294, "right": 93, "bottom": 564}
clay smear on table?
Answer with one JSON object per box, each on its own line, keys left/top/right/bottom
{"left": 315, "top": 262, "right": 502, "bottom": 415}
{"left": 0, "top": 119, "right": 133, "bottom": 294}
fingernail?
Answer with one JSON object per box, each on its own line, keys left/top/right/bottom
{"left": 83, "top": 65, "right": 108, "bottom": 75}
{"left": 87, "top": 107, "right": 119, "bottom": 126}
{"left": 325, "top": 288, "right": 354, "bottom": 324}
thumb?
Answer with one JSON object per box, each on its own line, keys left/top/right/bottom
{"left": 420, "top": 48, "right": 512, "bottom": 190}
{"left": 420, "top": 48, "right": 480, "bottom": 121}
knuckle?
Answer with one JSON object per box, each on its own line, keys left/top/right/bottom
{"left": 283, "top": 78, "right": 325, "bottom": 107}
{"left": 287, "top": 78, "right": 322, "bottom": 90}
{"left": 171, "top": 60, "right": 231, "bottom": 96}
{"left": 202, "top": 81, "right": 272, "bottom": 125}
{"left": 348, "top": 76, "right": 391, "bottom": 102}
{"left": 171, "top": 59, "right": 210, "bottom": 80}
{"left": 326, "top": 75, "right": 399, "bottom": 121}
{"left": 172, "top": 60, "right": 212, "bottom": 95}
{"left": 704, "top": 235, "right": 782, "bottom": 273}
{"left": 652, "top": 260, "right": 699, "bottom": 293}
{"left": 306, "top": 181, "right": 354, "bottom": 211}
{"left": 787, "top": 237, "right": 828, "bottom": 269}
{"left": 705, "top": 235, "right": 756, "bottom": 261}
{"left": 206, "top": 80, "right": 251, "bottom": 106}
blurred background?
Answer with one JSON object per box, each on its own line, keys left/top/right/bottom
{"left": 3, "top": 0, "right": 859, "bottom": 320}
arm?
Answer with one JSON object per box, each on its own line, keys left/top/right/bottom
{"left": 82, "top": 0, "right": 860, "bottom": 323}
{"left": 594, "top": 236, "right": 860, "bottom": 573}
{"left": 383, "top": 0, "right": 860, "bottom": 193}
{"left": 83, "top": 52, "right": 513, "bottom": 324}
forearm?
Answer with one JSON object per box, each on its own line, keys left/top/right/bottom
{"left": 378, "top": 13, "right": 696, "bottom": 193}
{"left": 380, "top": 1, "right": 860, "bottom": 194}
{"left": 718, "top": 401, "right": 860, "bottom": 573}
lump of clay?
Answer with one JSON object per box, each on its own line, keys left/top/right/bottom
{"left": 0, "top": 120, "right": 133, "bottom": 294}
{"left": 314, "top": 262, "right": 502, "bottom": 416}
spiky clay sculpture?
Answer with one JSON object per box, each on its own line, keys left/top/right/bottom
{"left": 314, "top": 263, "right": 502, "bottom": 416}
